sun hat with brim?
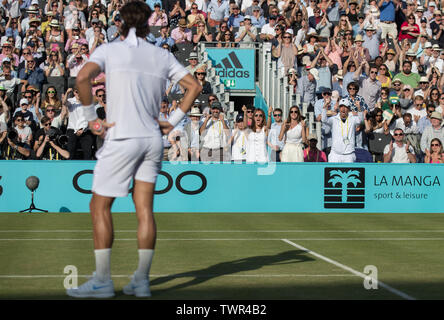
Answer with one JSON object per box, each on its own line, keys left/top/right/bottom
{"left": 406, "top": 49, "right": 417, "bottom": 56}
{"left": 433, "top": 44, "right": 441, "bottom": 50}
{"left": 29, "top": 18, "right": 41, "bottom": 24}
{"left": 387, "top": 49, "right": 396, "bottom": 55}
{"left": 355, "top": 34, "right": 364, "bottom": 42}
{"left": 49, "top": 19, "right": 60, "bottom": 27}
{"left": 430, "top": 111, "right": 442, "bottom": 120}
{"left": 420, "top": 76, "right": 429, "bottom": 83}
{"left": 309, "top": 68, "right": 320, "bottom": 81}
{"left": 189, "top": 106, "right": 202, "bottom": 117}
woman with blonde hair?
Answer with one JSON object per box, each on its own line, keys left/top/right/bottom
{"left": 279, "top": 105, "right": 307, "bottom": 162}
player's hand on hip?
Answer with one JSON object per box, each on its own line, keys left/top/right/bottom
{"left": 158, "top": 120, "right": 174, "bottom": 135}
{"left": 88, "top": 119, "right": 115, "bottom": 138}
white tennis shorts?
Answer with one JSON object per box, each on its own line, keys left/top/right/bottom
{"left": 328, "top": 150, "right": 356, "bottom": 163}
{"left": 92, "top": 136, "right": 163, "bottom": 197}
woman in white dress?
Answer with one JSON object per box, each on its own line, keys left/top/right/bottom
{"left": 279, "top": 106, "right": 307, "bottom": 162}
{"left": 242, "top": 106, "right": 272, "bottom": 163}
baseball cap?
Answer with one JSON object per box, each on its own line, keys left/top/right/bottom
{"left": 244, "top": 15, "right": 251, "bottom": 20}
{"left": 389, "top": 95, "right": 400, "bottom": 104}
{"left": 188, "top": 51, "right": 198, "bottom": 60}
{"left": 236, "top": 114, "right": 244, "bottom": 122}
{"left": 20, "top": 98, "right": 29, "bottom": 105}
{"left": 211, "top": 101, "right": 222, "bottom": 110}
{"left": 420, "top": 76, "right": 429, "bottom": 83}
{"left": 339, "top": 98, "right": 350, "bottom": 108}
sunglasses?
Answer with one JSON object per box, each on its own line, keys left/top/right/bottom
{"left": 46, "top": 109, "right": 55, "bottom": 112}
{"left": 16, "top": 118, "right": 24, "bottom": 121}
{"left": 393, "top": 83, "right": 401, "bottom": 86}
{"left": 43, "top": 123, "right": 51, "bottom": 127}
{"left": 247, "top": 110, "right": 253, "bottom": 113}
{"left": 283, "top": 36, "right": 291, "bottom": 39}
{"left": 254, "top": 114, "right": 263, "bottom": 117}
{"left": 197, "top": 72, "right": 206, "bottom": 75}
{"left": 370, "top": 71, "right": 377, "bottom": 74}
{"left": 393, "top": 133, "right": 404, "bottom": 136}
{"left": 273, "top": 113, "right": 282, "bottom": 117}
{"left": 290, "top": 110, "right": 299, "bottom": 114}
{"left": 348, "top": 87, "right": 357, "bottom": 91}
{"left": 97, "top": 94, "right": 105, "bottom": 97}
{"left": 431, "top": 143, "right": 441, "bottom": 146}
{"left": 47, "top": 90, "right": 56, "bottom": 94}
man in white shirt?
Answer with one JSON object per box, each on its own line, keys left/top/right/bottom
{"left": 383, "top": 128, "right": 416, "bottom": 163}
{"left": 65, "top": 87, "right": 94, "bottom": 160}
{"left": 67, "top": 2, "right": 202, "bottom": 299}
{"left": 267, "top": 108, "right": 285, "bottom": 161}
{"left": 200, "top": 101, "right": 231, "bottom": 162}
{"left": 322, "top": 98, "right": 363, "bottom": 162}
{"left": 407, "top": 93, "right": 427, "bottom": 124}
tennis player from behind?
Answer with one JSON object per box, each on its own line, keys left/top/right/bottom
{"left": 66, "top": 1, "right": 202, "bottom": 298}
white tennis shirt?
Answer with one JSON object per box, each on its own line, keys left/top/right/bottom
{"left": 88, "top": 28, "right": 190, "bottom": 140}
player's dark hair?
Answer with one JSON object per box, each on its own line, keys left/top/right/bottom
{"left": 120, "top": 1, "right": 151, "bottom": 39}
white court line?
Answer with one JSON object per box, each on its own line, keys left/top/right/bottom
{"left": 0, "top": 274, "right": 356, "bottom": 279}
{"left": 282, "top": 239, "right": 416, "bottom": 300}
{"left": 2, "top": 230, "right": 444, "bottom": 233}
{"left": 1, "top": 238, "right": 444, "bottom": 241}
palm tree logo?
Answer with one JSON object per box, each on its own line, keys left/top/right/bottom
{"left": 328, "top": 170, "right": 362, "bottom": 203}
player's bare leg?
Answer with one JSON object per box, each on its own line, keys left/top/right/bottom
{"left": 123, "top": 179, "right": 156, "bottom": 297}
{"left": 66, "top": 194, "right": 116, "bottom": 298}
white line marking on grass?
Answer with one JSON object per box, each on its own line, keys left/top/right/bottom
{"left": 2, "top": 230, "right": 444, "bottom": 233}
{"left": 0, "top": 274, "right": 356, "bottom": 279}
{"left": 282, "top": 239, "right": 416, "bottom": 300}
{"left": 1, "top": 238, "right": 444, "bottom": 241}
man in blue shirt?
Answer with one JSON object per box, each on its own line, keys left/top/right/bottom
{"left": 379, "top": 0, "right": 397, "bottom": 39}
{"left": 227, "top": 4, "right": 244, "bottom": 28}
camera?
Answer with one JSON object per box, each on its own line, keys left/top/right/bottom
{"left": 7, "top": 129, "right": 18, "bottom": 141}
{"left": 47, "top": 128, "right": 68, "bottom": 147}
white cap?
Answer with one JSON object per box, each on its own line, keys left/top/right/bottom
{"left": 339, "top": 98, "right": 351, "bottom": 108}
{"left": 417, "top": 6, "right": 424, "bottom": 11}
{"left": 285, "top": 29, "right": 294, "bottom": 35}
{"left": 20, "top": 98, "right": 29, "bottom": 105}
{"left": 425, "top": 42, "right": 432, "bottom": 48}
{"left": 430, "top": 1, "right": 436, "bottom": 6}
{"left": 420, "top": 76, "right": 428, "bottom": 82}
{"left": 309, "top": 68, "right": 320, "bottom": 80}
{"left": 244, "top": 15, "right": 252, "bottom": 20}
{"left": 414, "top": 90, "right": 424, "bottom": 98}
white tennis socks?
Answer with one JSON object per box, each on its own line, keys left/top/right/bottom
{"left": 134, "top": 249, "right": 154, "bottom": 281}
{"left": 94, "top": 248, "right": 112, "bottom": 282}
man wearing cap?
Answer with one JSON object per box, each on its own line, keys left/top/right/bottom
{"left": 0, "top": 41, "right": 19, "bottom": 68}
{"left": 107, "top": 14, "right": 123, "bottom": 43}
{"left": 185, "top": 51, "right": 200, "bottom": 74}
{"left": 86, "top": 18, "right": 107, "bottom": 43}
{"left": 427, "top": 44, "right": 444, "bottom": 73}
{"left": 420, "top": 111, "right": 444, "bottom": 154}
{"left": 322, "top": 98, "right": 364, "bottom": 162}
{"left": 414, "top": 76, "right": 429, "bottom": 98}
{"left": 378, "top": 0, "right": 397, "bottom": 39}
{"left": 259, "top": 15, "right": 277, "bottom": 41}
{"left": 183, "top": 105, "right": 203, "bottom": 161}
{"left": 200, "top": 101, "right": 231, "bottom": 162}
{"left": 235, "top": 15, "right": 257, "bottom": 48}
{"left": 363, "top": 25, "right": 380, "bottom": 60}
{"left": 407, "top": 92, "right": 427, "bottom": 124}
{"left": 304, "top": 132, "right": 327, "bottom": 162}
{"left": 171, "top": 18, "right": 192, "bottom": 43}
{"left": 352, "top": 13, "right": 366, "bottom": 36}
{"left": 297, "top": 68, "right": 318, "bottom": 109}
{"left": 315, "top": 87, "right": 337, "bottom": 121}
{"left": 21, "top": 5, "right": 40, "bottom": 34}
{"left": 230, "top": 113, "right": 249, "bottom": 162}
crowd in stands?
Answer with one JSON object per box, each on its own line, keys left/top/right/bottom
{"left": 1, "top": 0, "right": 443, "bottom": 163}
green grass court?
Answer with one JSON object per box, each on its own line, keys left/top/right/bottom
{"left": 1, "top": 212, "right": 444, "bottom": 300}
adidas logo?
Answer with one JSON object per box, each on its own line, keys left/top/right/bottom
{"left": 214, "top": 51, "right": 250, "bottom": 78}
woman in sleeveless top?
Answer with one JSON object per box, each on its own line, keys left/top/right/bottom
{"left": 242, "top": 106, "right": 272, "bottom": 163}
{"left": 425, "top": 138, "right": 444, "bottom": 163}
{"left": 279, "top": 106, "right": 307, "bottom": 162}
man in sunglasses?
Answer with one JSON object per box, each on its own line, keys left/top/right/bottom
{"left": 354, "top": 64, "right": 381, "bottom": 112}
{"left": 383, "top": 128, "right": 416, "bottom": 163}
{"left": 41, "top": 104, "right": 68, "bottom": 129}
{"left": 322, "top": 98, "right": 364, "bottom": 162}
{"left": 267, "top": 107, "right": 284, "bottom": 161}
{"left": 5, "top": 115, "right": 31, "bottom": 160}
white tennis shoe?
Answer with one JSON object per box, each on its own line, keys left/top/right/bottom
{"left": 66, "top": 273, "right": 115, "bottom": 298}
{"left": 123, "top": 273, "right": 151, "bottom": 297}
